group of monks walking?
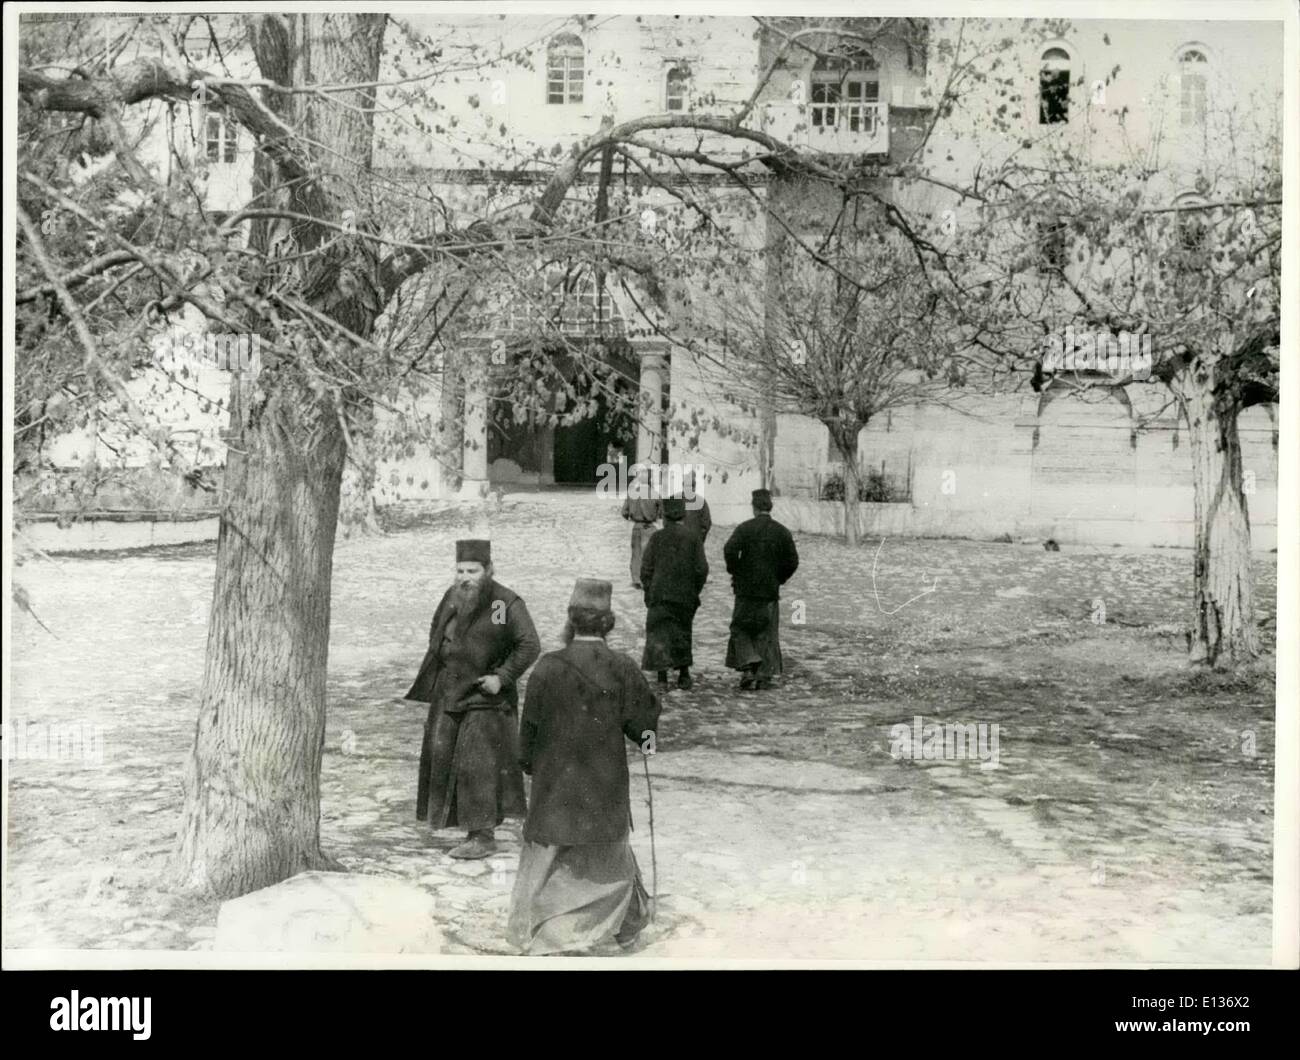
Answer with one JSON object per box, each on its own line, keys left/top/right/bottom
{"left": 626, "top": 476, "right": 799, "bottom": 693}
{"left": 401, "top": 480, "right": 799, "bottom": 955}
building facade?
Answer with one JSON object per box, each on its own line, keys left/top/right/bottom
{"left": 27, "top": 14, "right": 1282, "bottom": 549}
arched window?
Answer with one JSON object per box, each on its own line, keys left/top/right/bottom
{"left": 1039, "top": 47, "right": 1071, "bottom": 125}
{"left": 546, "top": 33, "right": 584, "bottom": 105}
{"left": 556, "top": 266, "right": 604, "bottom": 334}
{"left": 665, "top": 64, "right": 690, "bottom": 112}
{"left": 504, "top": 262, "right": 624, "bottom": 337}
{"left": 1174, "top": 192, "right": 1209, "bottom": 252}
{"left": 205, "top": 113, "right": 237, "bottom": 163}
{"left": 1177, "top": 46, "right": 1209, "bottom": 126}
{"left": 811, "top": 50, "right": 879, "bottom": 132}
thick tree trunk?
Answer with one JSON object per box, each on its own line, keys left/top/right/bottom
{"left": 173, "top": 377, "right": 347, "bottom": 895}
{"left": 759, "top": 403, "right": 777, "bottom": 491}
{"left": 170, "top": 13, "right": 387, "bottom": 898}
{"left": 1180, "top": 374, "right": 1259, "bottom": 668}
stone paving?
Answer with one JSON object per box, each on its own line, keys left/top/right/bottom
{"left": 5, "top": 490, "right": 1277, "bottom": 961}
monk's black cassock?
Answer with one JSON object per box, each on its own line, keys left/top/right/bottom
{"left": 509, "top": 629, "right": 661, "bottom": 954}
{"left": 405, "top": 579, "right": 540, "bottom": 833}
{"left": 640, "top": 506, "right": 708, "bottom": 673}
{"left": 723, "top": 493, "right": 799, "bottom": 681}
{"left": 681, "top": 492, "right": 712, "bottom": 543}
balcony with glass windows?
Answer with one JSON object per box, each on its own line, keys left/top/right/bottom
{"left": 759, "top": 98, "right": 889, "bottom": 157}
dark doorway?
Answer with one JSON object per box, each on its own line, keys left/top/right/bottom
{"left": 486, "top": 340, "right": 639, "bottom": 486}
{"left": 553, "top": 385, "right": 636, "bottom": 484}
{"left": 553, "top": 415, "right": 601, "bottom": 484}
{"left": 553, "top": 344, "right": 638, "bottom": 484}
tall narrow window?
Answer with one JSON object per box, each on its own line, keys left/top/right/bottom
{"left": 205, "top": 113, "right": 237, "bottom": 163}
{"left": 1177, "top": 47, "right": 1208, "bottom": 126}
{"left": 546, "top": 33, "right": 584, "bottom": 105}
{"left": 810, "top": 50, "right": 879, "bottom": 132}
{"left": 665, "top": 64, "right": 690, "bottom": 111}
{"left": 1039, "top": 48, "right": 1071, "bottom": 124}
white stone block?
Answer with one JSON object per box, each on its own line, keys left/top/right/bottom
{"left": 214, "top": 871, "right": 443, "bottom": 954}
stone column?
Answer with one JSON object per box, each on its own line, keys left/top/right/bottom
{"left": 633, "top": 339, "right": 670, "bottom": 468}
{"left": 459, "top": 340, "right": 490, "bottom": 500}
{"left": 435, "top": 346, "right": 463, "bottom": 497}
{"left": 538, "top": 425, "right": 556, "bottom": 486}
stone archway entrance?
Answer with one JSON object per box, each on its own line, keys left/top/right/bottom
{"left": 1029, "top": 382, "right": 1136, "bottom": 523}
{"left": 487, "top": 341, "right": 640, "bottom": 486}
{"left": 455, "top": 264, "right": 672, "bottom": 495}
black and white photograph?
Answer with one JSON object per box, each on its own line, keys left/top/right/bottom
{"left": 4, "top": 0, "right": 1296, "bottom": 978}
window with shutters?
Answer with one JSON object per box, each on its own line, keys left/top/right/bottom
{"left": 546, "top": 33, "right": 585, "bottom": 105}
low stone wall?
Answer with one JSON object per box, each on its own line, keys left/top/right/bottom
{"left": 18, "top": 512, "right": 219, "bottom": 553}
{"left": 709, "top": 499, "right": 1276, "bottom": 552}
{"left": 709, "top": 500, "right": 914, "bottom": 537}
{"left": 19, "top": 492, "right": 1276, "bottom": 554}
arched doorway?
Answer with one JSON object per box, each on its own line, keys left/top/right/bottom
{"left": 1030, "top": 384, "right": 1137, "bottom": 523}
{"left": 551, "top": 342, "right": 639, "bottom": 484}
{"left": 486, "top": 341, "right": 639, "bottom": 487}
{"left": 480, "top": 261, "right": 657, "bottom": 487}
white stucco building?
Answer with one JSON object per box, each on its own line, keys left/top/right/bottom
{"left": 27, "top": 13, "right": 1282, "bottom": 548}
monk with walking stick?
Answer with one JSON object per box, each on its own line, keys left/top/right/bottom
{"left": 508, "top": 578, "right": 661, "bottom": 955}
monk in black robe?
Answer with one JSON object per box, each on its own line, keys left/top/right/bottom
{"left": 680, "top": 470, "right": 712, "bottom": 543}
{"left": 640, "top": 496, "right": 708, "bottom": 691}
{"left": 723, "top": 488, "right": 799, "bottom": 690}
{"left": 508, "top": 579, "right": 661, "bottom": 955}
{"left": 404, "top": 539, "right": 540, "bottom": 859}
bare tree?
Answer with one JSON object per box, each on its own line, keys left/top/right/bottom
{"left": 682, "top": 185, "right": 971, "bottom": 545}
{"left": 940, "top": 128, "right": 1281, "bottom": 669}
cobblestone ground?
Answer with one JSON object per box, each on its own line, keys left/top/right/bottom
{"left": 6, "top": 490, "right": 1277, "bottom": 961}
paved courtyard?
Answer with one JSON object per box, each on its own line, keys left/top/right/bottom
{"left": 5, "top": 490, "right": 1277, "bottom": 961}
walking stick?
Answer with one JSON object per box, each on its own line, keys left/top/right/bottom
{"left": 642, "top": 751, "right": 658, "bottom": 923}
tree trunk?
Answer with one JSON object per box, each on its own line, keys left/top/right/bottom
{"left": 173, "top": 378, "right": 347, "bottom": 895}
{"left": 842, "top": 458, "right": 863, "bottom": 548}
{"left": 171, "top": 13, "right": 387, "bottom": 898}
{"left": 1179, "top": 371, "right": 1259, "bottom": 668}
{"left": 829, "top": 422, "right": 864, "bottom": 547}
{"left": 759, "top": 402, "right": 777, "bottom": 491}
